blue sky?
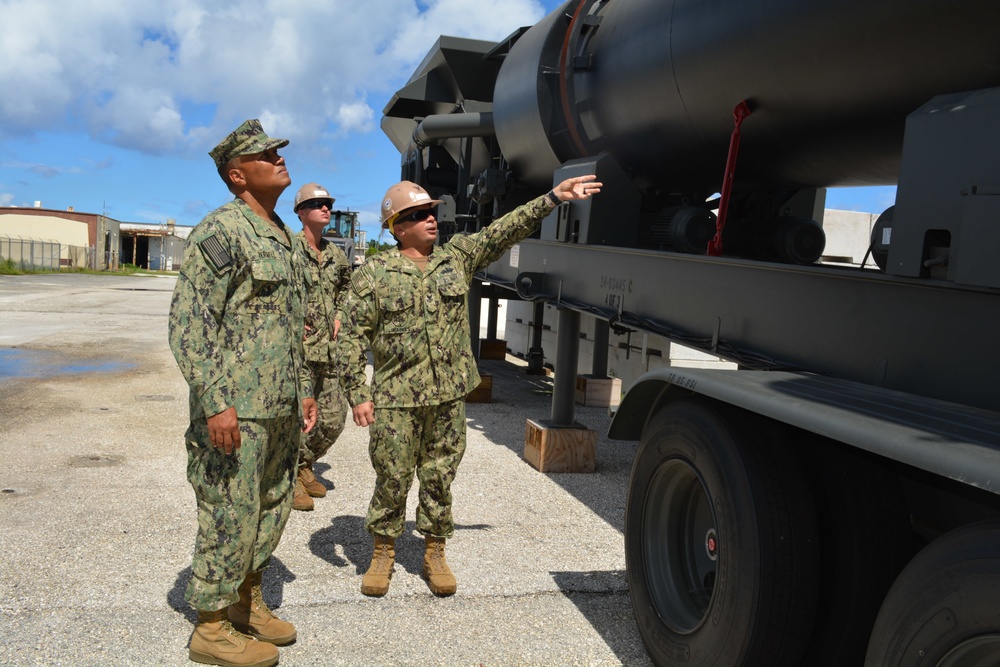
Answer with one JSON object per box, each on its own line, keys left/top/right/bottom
{"left": 0, "top": 0, "right": 896, "bottom": 244}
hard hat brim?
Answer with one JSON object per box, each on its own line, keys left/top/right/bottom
{"left": 383, "top": 200, "right": 443, "bottom": 229}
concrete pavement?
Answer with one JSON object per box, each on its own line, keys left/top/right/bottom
{"left": 0, "top": 273, "right": 652, "bottom": 667}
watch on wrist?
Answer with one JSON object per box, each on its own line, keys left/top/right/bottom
{"left": 546, "top": 189, "right": 560, "bottom": 206}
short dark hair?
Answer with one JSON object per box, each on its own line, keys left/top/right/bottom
{"left": 218, "top": 157, "right": 240, "bottom": 189}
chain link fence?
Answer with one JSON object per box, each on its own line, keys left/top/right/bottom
{"left": 0, "top": 235, "right": 91, "bottom": 270}
{"left": 1, "top": 235, "right": 60, "bottom": 270}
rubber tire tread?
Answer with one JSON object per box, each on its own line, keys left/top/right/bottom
{"left": 864, "top": 519, "right": 1000, "bottom": 666}
{"left": 800, "top": 441, "right": 913, "bottom": 666}
{"left": 625, "top": 398, "right": 820, "bottom": 667}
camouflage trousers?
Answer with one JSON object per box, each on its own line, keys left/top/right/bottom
{"left": 184, "top": 413, "right": 300, "bottom": 611}
{"left": 299, "top": 360, "right": 347, "bottom": 467}
{"left": 366, "top": 399, "right": 466, "bottom": 539}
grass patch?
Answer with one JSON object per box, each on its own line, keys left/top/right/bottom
{"left": 0, "top": 259, "right": 175, "bottom": 277}
{"left": 0, "top": 258, "right": 23, "bottom": 275}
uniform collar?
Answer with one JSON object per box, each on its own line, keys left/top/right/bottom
{"left": 234, "top": 198, "right": 292, "bottom": 248}
{"left": 295, "top": 231, "right": 338, "bottom": 265}
{"left": 385, "top": 246, "right": 445, "bottom": 273}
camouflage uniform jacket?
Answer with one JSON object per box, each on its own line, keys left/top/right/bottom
{"left": 169, "top": 198, "right": 312, "bottom": 420}
{"left": 294, "top": 232, "right": 352, "bottom": 364}
{"left": 336, "top": 194, "right": 555, "bottom": 408}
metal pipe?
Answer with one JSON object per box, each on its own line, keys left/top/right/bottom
{"left": 592, "top": 319, "right": 609, "bottom": 380}
{"left": 527, "top": 302, "right": 546, "bottom": 375}
{"left": 486, "top": 294, "right": 499, "bottom": 339}
{"left": 551, "top": 308, "right": 581, "bottom": 426}
{"left": 412, "top": 112, "right": 495, "bottom": 150}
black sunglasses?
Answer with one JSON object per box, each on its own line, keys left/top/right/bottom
{"left": 400, "top": 207, "right": 435, "bottom": 223}
{"left": 300, "top": 199, "right": 333, "bottom": 211}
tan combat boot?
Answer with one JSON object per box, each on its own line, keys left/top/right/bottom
{"left": 360, "top": 535, "right": 395, "bottom": 596}
{"left": 292, "top": 477, "right": 314, "bottom": 511}
{"left": 422, "top": 536, "right": 457, "bottom": 596}
{"left": 229, "top": 571, "right": 297, "bottom": 645}
{"left": 298, "top": 463, "right": 327, "bottom": 498}
{"left": 189, "top": 608, "right": 278, "bottom": 667}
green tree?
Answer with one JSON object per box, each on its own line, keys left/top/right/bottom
{"left": 365, "top": 240, "right": 395, "bottom": 257}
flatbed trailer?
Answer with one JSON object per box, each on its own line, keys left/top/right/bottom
{"left": 379, "top": 1, "right": 1000, "bottom": 664}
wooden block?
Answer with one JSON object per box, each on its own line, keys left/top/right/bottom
{"left": 466, "top": 373, "right": 492, "bottom": 403}
{"left": 575, "top": 375, "right": 622, "bottom": 407}
{"left": 479, "top": 339, "right": 508, "bottom": 360}
{"left": 523, "top": 419, "right": 596, "bottom": 473}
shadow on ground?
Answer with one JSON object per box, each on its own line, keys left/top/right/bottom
{"left": 168, "top": 557, "right": 297, "bottom": 623}
{"left": 308, "top": 515, "right": 492, "bottom": 576}
{"left": 465, "top": 357, "right": 639, "bottom": 538}
{"left": 551, "top": 570, "right": 653, "bottom": 667}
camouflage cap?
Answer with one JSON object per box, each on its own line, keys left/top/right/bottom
{"left": 209, "top": 119, "right": 289, "bottom": 169}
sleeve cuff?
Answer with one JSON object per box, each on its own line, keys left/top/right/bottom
{"left": 199, "top": 380, "right": 232, "bottom": 417}
{"left": 348, "top": 386, "right": 373, "bottom": 407}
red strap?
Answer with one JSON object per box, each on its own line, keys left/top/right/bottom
{"left": 707, "top": 100, "right": 753, "bottom": 257}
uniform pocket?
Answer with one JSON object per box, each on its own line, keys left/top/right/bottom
{"left": 382, "top": 289, "right": 418, "bottom": 334}
{"left": 247, "top": 259, "right": 287, "bottom": 311}
{"left": 435, "top": 271, "right": 468, "bottom": 300}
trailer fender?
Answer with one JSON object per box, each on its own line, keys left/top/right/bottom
{"left": 608, "top": 371, "right": 702, "bottom": 442}
{"left": 609, "top": 367, "right": 1000, "bottom": 494}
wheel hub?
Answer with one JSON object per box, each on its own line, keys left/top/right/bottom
{"left": 643, "top": 457, "right": 717, "bottom": 633}
{"left": 705, "top": 528, "right": 719, "bottom": 561}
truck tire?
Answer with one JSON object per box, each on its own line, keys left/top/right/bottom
{"left": 625, "top": 398, "right": 820, "bottom": 667}
{"left": 864, "top": 520, "right": 1000, "bottom": 666}
{"left": 801, "top": 442, "right": 913, "bottom": 666}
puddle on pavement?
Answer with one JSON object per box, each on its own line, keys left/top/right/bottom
{"left": 0, "top": 348, "right": 135, "bottom": 379}
{"left": 68, "top": 454, "right": 125, "bottom": 468}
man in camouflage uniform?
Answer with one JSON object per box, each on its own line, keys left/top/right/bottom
{"left": 335, "top": 175, "right": 602, "bottom": 597}
{"left": 291, "top": 182, "right": 351, "bottom": 512}
{"left": 169, "top": 119, "right": 317, "bottom": 667}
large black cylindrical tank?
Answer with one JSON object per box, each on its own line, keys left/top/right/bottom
{"left": 493, "top": 0, "right": 1000, "bottom": 193}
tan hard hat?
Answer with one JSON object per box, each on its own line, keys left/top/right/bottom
{"left": 380, "top": 181, "right": 442, "bottom": 231}
{"left": 293, "top": 183, "right": 335, "bottom": 212}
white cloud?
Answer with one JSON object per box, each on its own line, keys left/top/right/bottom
{"left": 0, "top": 193, "right": 14, "bottom": 207}
{"left": 0, "top": 0, "right": 547, "bottom": 155}
{"left": 385, "top": 0, "right": 545, "bottom": 62}
{"left": 337, "top": 102, "right": 376, "bottom": 134}
{"left": 85, "top": 87, "right": 186, "bottom": 153}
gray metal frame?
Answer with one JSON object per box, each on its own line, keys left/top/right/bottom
{"left": 483, "top": 241, "right": 1000, "bottom": 414}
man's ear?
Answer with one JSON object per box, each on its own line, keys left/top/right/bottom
{"left": 227, "top": 165, "right": 246, "bottom": 187}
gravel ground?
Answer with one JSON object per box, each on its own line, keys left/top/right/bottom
{"left": 0, "top": 272, "right": 653, "bottom": 667}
